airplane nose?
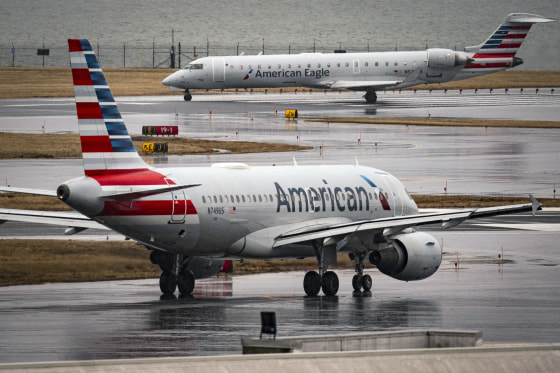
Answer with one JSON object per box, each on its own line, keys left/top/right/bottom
{"left": 162, "top": 75, "right": 172, "bottom": 86}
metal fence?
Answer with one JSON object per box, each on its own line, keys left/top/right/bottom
{"left": 0, "top": 41, "right": 392, "bottom": 69}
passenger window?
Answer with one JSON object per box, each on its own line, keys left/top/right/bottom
{"left": 219, "top": 196, "right": 223, "bottom": 203}
{"left": 202, "top": 196, "right": 206, "bottom": 203}
{"left": 337, "top": 63, "right": 341, "bottom": 68}
{"left": 345, "top": 62, "right": 349, "bottom": 67}
{"left": 242, "top": 195, "right": 246, "bottom": 203}
{"left": 365, "top": 62, "right": 369, "bottom": 67}
{"left": 288, "top": 64, "right": 291, "bottom": 68}
{"left": 213, "top": 196, "right": 217, "bottom": 203}
{"left": 277, "top": 64, "right": 281, "bottom": 69}
{"left": 375, "top": 62, "right": 379, "bottom": 67}
{"left": 258, "top": 195, "right": 262, "bottom": 202}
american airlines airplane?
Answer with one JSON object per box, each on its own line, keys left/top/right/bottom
{"left": 162, "top": 13, "right": 554, "bottom": 103}
{"left": 0, "top": 39, "right": 541, "bottom": 297}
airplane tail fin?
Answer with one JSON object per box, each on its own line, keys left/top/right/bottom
{"left": 464, "top": 13, "right": 554, "bottom": 70}
{"left": 68, "top": 39, "right": 149, "bottom": 177}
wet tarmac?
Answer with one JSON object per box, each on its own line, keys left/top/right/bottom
{"left": 0, "top": 222, "right": 558, "bottom": 363}
{"left": 0, "top": 91, "right": 559, "bottom": 363}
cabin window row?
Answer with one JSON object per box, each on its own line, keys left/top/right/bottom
{"left": 201, "top": 192, "right": 385, "bottom": 204}
{"left": 227, "top": 61, "right": 415, "bottom": 70}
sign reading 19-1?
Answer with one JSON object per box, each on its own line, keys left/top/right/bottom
{"left": 142, "top": 126, "right": 179, "bottom": 136}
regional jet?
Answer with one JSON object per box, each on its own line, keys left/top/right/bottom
{"left": 0, "top": 39, "right": 542, "bottom": 296}
{"left": 162, "top": 13, "right": 554, "bottom": 103}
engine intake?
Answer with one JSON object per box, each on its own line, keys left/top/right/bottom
{"left": 370, "top": 231, "right": 442, "bottom": 281}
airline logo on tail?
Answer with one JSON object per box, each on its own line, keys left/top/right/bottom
{"left": 465, "top": 13, "right": 554, "bottom": 70}
{"left": 68, "top": 39, "right": 148, "bottom": 176}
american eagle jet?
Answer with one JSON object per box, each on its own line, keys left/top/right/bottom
{"left": 162, "top": 13, "right": 554, "bottom": 103}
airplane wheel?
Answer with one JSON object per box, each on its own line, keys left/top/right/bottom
{"left": 322, "top": 271, "right": 339, "bottom": 296}
{"left": 177, "top": 270, "right": 195, "bottom": 295}
{"left": 184, "top": 93, "right": 192, "bottom": 101}
{"left": 352, "top": 274, "right": 363, "bottom": 291}
{"left": 362, "top": 274, "right": 372, "bottom": 291}
{"left": 364, "top": 91, "right": 377, "bottom": 104}
{"left": 159, "top": 271, "right": 177, "bottom": 295}
{"left": 303, "top": 271, "right": 321, "bottom": 296}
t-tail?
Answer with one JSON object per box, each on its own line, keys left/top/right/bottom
{"left": 68, "top": 39, "right": 149, "bottom": 177}
{"left": 461, "top": 13, "right": 554, "bottom": 75}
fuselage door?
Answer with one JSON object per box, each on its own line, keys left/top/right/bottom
{"left": 213, "top": 58, "right": 226, "bottom": 82}
{"left": 353, "top": 59, "right": 360, "bottom": 74}
{"left": 165, "top": 178, "right": 186, "bottom": 223}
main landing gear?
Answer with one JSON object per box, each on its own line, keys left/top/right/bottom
{"left": 183, "top": 89, "right": 192, "bottom": 101}
{"left": 150, "top": 250, "right": 195, "bottom": 296}
{"left": 349, "top": 252, "right": 372, "bottom": 292}
{"left": 303, "top": 240, "right": 374, "bottom": 296}
{"left": 303, "top": 240, "right": 339, "bottom": 296}
{"left": 364, "top": 91, "right": 377, "bottom": 104}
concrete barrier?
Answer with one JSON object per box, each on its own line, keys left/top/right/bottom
{"left": 1, "top": 344, "right": 558, "bottom": 373}
{"left": 242, "top": 329, "right": 483, "bottom": 354}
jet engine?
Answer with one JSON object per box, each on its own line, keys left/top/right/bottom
{"left": 369, "top": 231, "right": 442, "bottom": 281}
{"left": 427, "top": 48, "right": 471, "bottom": 68}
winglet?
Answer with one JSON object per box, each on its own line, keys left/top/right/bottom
{"left": 529, "top": 195, "right": 542, "bottom": 216}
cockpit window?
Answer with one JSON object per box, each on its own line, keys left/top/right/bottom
{"left": 184, "top": 63, "right": 203, "bottom": 70}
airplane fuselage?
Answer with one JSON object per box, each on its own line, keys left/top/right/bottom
{"left": 62, "top": 164, "right": 417, "bottom": 259}
{"left": 164, "top": 49, "right": 471, "bottom": 92}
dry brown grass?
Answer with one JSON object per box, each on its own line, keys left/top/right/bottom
{"left": 0, "top": 239, "right": 161, "bottom": 286}
{"left": 1, "top": 68, "right": 559, "bottom": 99}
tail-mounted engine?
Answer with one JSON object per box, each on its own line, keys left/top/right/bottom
{"left": 369, "top": 231, "right": 442, "bottom": 281}
{"left": 427, "top": 48, "right": 471, "bottom": 69}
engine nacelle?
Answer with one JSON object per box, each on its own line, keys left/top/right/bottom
{"left": 427, "top": 48, "right": 471, "bottom": 69}
{"left": 369, "top": 231, "right": 442, "bottom": 281}
{"left": 185, "top": 257, "right": 229, "bottom": 279}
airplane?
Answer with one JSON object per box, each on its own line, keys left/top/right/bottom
{"left": 162, "top": 13, "right": 554, "bottom": 103}
{"left": 0, "top": 39, "right": 542, "bottom": 297}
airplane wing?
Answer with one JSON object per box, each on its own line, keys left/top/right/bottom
{"left": 0, "top": 208, "right": 106, "bottom": 234}
{"left": 273, "top": 197, "right": 541, "bottom": 247}
{"left": 322, "top": 80, "right": 402, "bottom": 90}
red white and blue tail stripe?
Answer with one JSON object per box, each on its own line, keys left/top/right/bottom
{"left": 463, "top": 13, "right": 554, "bottom": 72}
{"left": 68, "top": 39, "right": 148, "bottom": 176}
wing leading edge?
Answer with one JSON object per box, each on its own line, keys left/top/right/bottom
{"left": 273, "top": 197, "right": 541, "bottom": 247}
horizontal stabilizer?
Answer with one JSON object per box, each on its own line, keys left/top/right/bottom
{"left": 100, "top": 184, "right": 201, "bottom": 201}
{"left": 0, "top": 208, "right": 105, "bottom": 231}
{"left": 0, "top": 186, "right": 57, "bottom": 197}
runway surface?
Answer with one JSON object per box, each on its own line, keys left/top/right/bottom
{"left": 0, "top": 90, "right": 559, "bottom": 363}
{"left": 0, "top": 220, "right": 558, "bottom": 363}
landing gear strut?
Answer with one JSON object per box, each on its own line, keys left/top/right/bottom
{"left": 364, "top": 91, "right": 377, "bottom": 104}
{"left": 183, "top": 89, "right": 192, "bottom": 101}
{"left": 303, "top": 240, "right": 339, "bottom": 296}
{"left": 350, "top": 252, "right": 372, "bottom": 292}
{"left": 150, "top": 250, "right": 195, "bottom": 296}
